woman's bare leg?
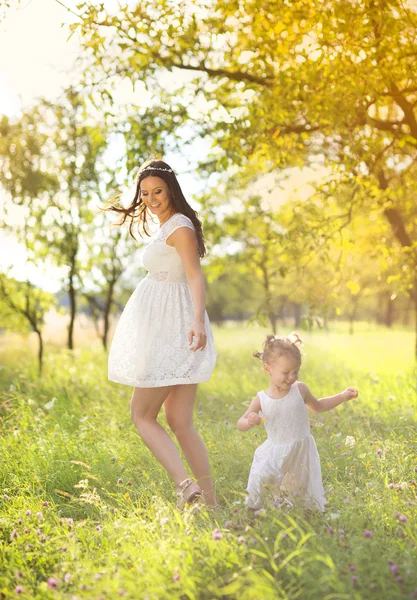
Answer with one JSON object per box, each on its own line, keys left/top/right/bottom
{"left": 164, "top": 384, "right": 216, "bottom": 505}
{"left": 130, "top": 386, "right": 191, "bottom": 489}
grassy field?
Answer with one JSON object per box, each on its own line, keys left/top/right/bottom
{"left": 0, "top": 323, "right": 416, "bottom": 599}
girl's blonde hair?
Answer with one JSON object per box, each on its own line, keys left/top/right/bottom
{"left": 253, "top": 332, "right": 303, "bottom": 364}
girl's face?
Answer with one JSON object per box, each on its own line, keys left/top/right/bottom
{"left": 265, "top": 354, "right": 300, "bottom": 390}
{"left": 140, "top": 176, "right": 173, "bottom": 221}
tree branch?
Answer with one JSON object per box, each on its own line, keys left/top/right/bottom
{"left": 169, "top": 61, "right": 274, "bottom": 87}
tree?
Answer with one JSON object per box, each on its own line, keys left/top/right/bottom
{"left": 0, "top": 89, "right": 108, "bottom": 349}
{"left": 75, "top": 0, "right": 417, "bottom": 355}
{"left": 80, "top": 214, "right": 143, "bottom": 350}
{"left": 0, "top": 274, "right": 55, "bottom": 373}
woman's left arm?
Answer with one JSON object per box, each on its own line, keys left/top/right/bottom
{"left": 167, "top": 227, "right": 207, "bottom": 352}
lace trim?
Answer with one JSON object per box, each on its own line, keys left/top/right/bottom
{"left": 148, "top": 271, "right": 169, "bottom": 281}
{"left": 162, "top": 213, "right": 195, "bottom": 242}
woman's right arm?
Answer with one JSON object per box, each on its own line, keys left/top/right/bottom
{"left": 237, "top": 395, "right": 262, "bottom": 431}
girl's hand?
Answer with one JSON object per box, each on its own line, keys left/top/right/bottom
{"left": 247, "top": 412, "right": 263, "bottom": 427}
{"left": 188, "top": 321, "right": 207, "bottom": 352}
{"left": 342, "top": 387, "right": 358, "bottom": 401}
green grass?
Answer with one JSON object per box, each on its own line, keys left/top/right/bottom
{"left": 0, "top": 325, "right": 416, "bottom": 599}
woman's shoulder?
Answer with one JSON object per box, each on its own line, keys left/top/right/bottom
{"left": 163, "top": 213, "right": 195, "bottom": 240}
{"left": 168, "top": 213, "right": 195, "bottom": 228}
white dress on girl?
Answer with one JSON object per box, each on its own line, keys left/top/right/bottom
{"left": 246, "top": 382, "right": 326, "bottom": 511}
{"left": 108, "top": 213, "right": 217, "bottom": 388}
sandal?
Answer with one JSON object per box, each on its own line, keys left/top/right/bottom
{"left": 176, "top": 478, "right": 202, "bottom": 510}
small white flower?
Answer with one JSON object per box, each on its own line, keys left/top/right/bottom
{"left": 329, "top": 511, "right": 341, "bottom": 520}
{"left": 44, "top": 398, "right": 56, "bottom": 410}
{"left": 345, "top": 436, "right": 356, "bottom": 448}
{"left": 80, "top": 416, "right": 88, "bottom": 423}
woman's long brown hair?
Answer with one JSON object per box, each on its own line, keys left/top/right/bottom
{"left": 106, "top": 159, "right": 206, "bottom": 257}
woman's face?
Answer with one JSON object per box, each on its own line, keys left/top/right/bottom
{"left": 140, "top": 176, "right": 173, "bottom": 221}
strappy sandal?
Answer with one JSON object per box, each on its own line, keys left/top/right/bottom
{"left": 176, "top": 478, "right": 202, "bottom": 510}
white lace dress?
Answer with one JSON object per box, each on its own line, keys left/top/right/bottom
{"left": 108, "top": 213, "right": 217, "bottom": 388}
{"left": 246, "top": 383, "right": 326, "bottom": 511}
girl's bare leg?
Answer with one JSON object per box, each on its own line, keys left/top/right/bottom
{"left": 164, "top": 384, "right": 216, "bottom": 505}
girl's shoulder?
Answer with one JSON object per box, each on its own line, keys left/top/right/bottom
{"left": 295, "top": 381, "right": 308, "bottom": 401}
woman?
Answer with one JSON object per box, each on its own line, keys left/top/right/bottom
{"left": 107, "top": 159, "right": 217, "bottom": 508}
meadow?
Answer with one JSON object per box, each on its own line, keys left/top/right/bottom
{"left": 0, "top": 322, "right": 416, "bottom": 599}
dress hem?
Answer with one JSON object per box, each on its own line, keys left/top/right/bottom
{"left": 108, "top": 374, "right": 212, "bottom": 388}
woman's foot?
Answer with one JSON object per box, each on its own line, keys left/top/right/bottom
{"left": 176, "top": 478, "right": 202, "bottom": 510}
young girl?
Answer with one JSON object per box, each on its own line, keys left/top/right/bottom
{"left": 107, "top": 159, "right": 217, "bottom": 509}
{"left": 237, "top": 334, "right": 358, "bottom": 511}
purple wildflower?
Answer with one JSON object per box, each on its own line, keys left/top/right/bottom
{"left": 47, "top": 577, "right": 60, "bottom": 589}
{"left": 213, "top": 528, "right": 222, "bottom": 540}
{"left": 364, "top": 529, "right": 373, "bottom": 538}
{"left": 15, "top": 586, "right": 24, "bottom": 595}
{"left": 10, "top": 529, "right": 19, "bottom": 539}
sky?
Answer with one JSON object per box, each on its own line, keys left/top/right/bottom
{"left": 0, "top": 0, "right": 322, "bottom": 292}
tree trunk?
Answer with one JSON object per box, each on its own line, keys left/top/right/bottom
{"left": 376, "top": 291, "right": 385, "bottom": 324}
{"left": 414, "top": 282, "right": 417, "bottom": 360}
{"left": 323, "top": 311, "right": 329, "bottom": 332}
{"left": 385, "top": 295, "right": 394, "bottom": 328}
{"left": 415, "top": 299, "right": 417, "bottom": 360}
{"left": 349, "top": 314, "right": 355, "bottom": 335}
{"left": 67, "top": 259, "right": 77, "bottom": 350}
{"left": 35, "top": 328, "right": 43, "bottom": 375}
{"left": 103, "top": 279, "right": 115, "bottom": 351}
{"left": 403, "top": 296, "right": 412, "bottom": 326}
{"left": 293, "top": 302, "right": 302, "bottom": 328}
{"left": 269, "top": 312, "right": 277, "bottom": 334}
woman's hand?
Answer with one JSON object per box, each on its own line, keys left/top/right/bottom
{"left": 188, "top": 321, "right": 207, "bottom": 352}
